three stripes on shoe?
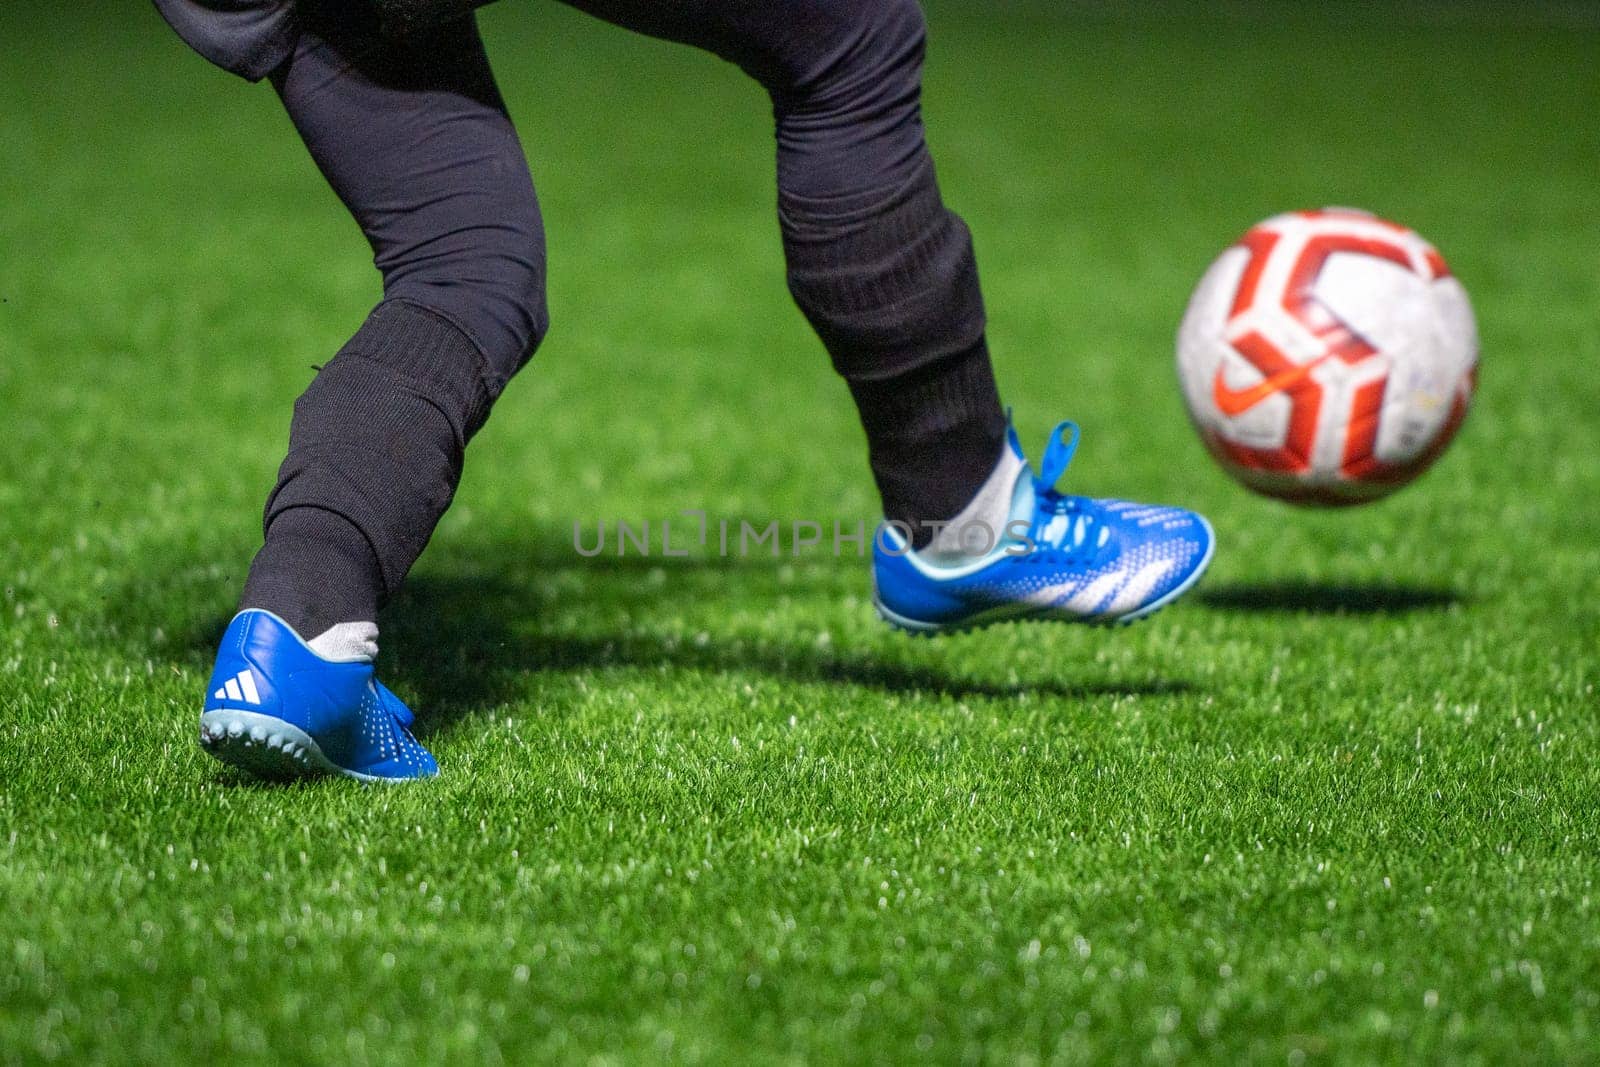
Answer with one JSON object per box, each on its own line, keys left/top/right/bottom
{"left": 213, "top": 669, "right": 262, "bottom": 705}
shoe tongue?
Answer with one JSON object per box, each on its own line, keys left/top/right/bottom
{"left": 1008, "top": 462, "right": 1037, "bottom": 527}
{"left": 989, "top": 459, "right": 1036, "bottom": 552}
{"left": 957, "top": 459, "right": 1033, "bottom": 557}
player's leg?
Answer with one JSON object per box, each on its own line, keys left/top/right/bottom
{"left": 563, "top": 0, "right": 1214, "bottom": 627}
{"left": 562, "top": 0, "right": 1006, "bottom": 546}
{"left": 192, "top": 5, "right": 546, "bottom": 779}
{"left": 247, "top": 3, "right": 545, "bottom": 640}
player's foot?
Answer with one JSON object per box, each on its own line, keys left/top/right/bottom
{"left": 872, "top": 421, "right": 1215, "bottom": 632}
{"left": 198, "top": 609, "right": 438, "bottom": 782}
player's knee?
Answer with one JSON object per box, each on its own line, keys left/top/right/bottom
{"left": 798, "top": 0, "right": 926, "bottom": 107}
{"left": 383, "top": 234, "right": 549, "bottom": 397}
{"left": 766, "top": 0, "right": 929, "bottom": 202}
{"left": 474, "top": 243, "right": 551, "bottom": 385}
{"left": 866, "top": 0, "right": 928, "bottom": 70}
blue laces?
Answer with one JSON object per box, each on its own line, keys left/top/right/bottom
{"left": 1028, "top": 421, "right": 1101, "bottom": 561}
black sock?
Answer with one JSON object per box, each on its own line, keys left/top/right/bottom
{"left": 240, "top": 506, "right": 383, "bottom": 638}
{"left": 781, "top": 158, "right": 1007, "bottom": 546}
{"left": 242, "top": 300, "right": 494, "bottom": 638}
{"left": 846, "top": 341, "right": 1007, "bottom": 541}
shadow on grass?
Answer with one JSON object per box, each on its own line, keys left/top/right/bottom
{"left": 386, "top": 580, "right": 1192, "bottom": 741}
{"left": 131, "top": 527, "right": 1197, "bottom": 743}
{"left": 1197, "top": 580, "right": 1464, "bottom": 615}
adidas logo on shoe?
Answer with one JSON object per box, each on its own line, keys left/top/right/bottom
{"left": 213, "top": 669, "right": 261, "bottom": 706}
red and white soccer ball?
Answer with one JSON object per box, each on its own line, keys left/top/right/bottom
{"left": 1176, "top": 209, "right": 1478, "bottom": 505}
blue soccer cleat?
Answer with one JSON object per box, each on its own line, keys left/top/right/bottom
{"left": 872, "top": 421, "right": 1215, "bottom": 632}
{"left": 198, "top": 609, "right": 438, "bottom": 782}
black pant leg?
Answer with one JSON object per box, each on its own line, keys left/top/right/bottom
{"left": 241, "top": 10, "right": 548, "bottom": 635}
{"left": 563, "top": 0, "right": 1007, "bottom": 534}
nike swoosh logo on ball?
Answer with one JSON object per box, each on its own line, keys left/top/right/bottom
{"left": 1212, "top": 353, "right": 1335, "bottom": 416}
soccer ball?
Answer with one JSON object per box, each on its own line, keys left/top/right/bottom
{"left": 1175, "top": 209, "right": 1478, "bottom": 505}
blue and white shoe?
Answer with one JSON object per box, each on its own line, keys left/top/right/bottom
{"left": 872, "top": 421, "right": 1215, "bottom": 632}
{"left": 198, "top": 609, "right": 438, "bottom": 782}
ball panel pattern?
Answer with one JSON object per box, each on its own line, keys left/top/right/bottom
{"left": 1176, "top": 209, "right": 1478, "bottom": 504}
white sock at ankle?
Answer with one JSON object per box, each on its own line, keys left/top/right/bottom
{"left": 307, "top": 621, "right": 379, "bottom": 663}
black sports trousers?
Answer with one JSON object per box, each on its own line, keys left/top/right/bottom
{"left": 154, "top": 0, "right": 1008, "bottom": 632}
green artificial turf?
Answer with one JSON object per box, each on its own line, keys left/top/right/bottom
{"left": 2, "top": 2, "right": 1598, "bottom": 1062}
